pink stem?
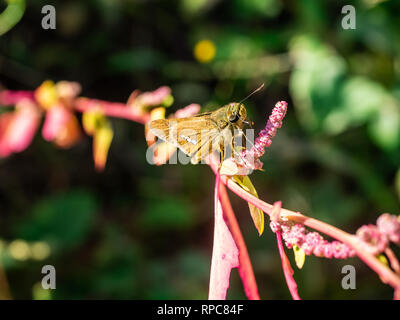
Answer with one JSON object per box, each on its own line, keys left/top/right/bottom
{"left": 74, "top": 98, "right": 150, "bottom": 124}
{"left": 276, "top": 231, "right": 300, "bottom": 300}
{"left": 0, "top": 90, "right": 150, "bottom": 124}
{"left": 0, "top": 90, "right": 34, "bottom": 105}
{"left": 218, "top": 183, "right": 260, "bottom": 300}
{"left": 385, "top": 248, "right": 400, "bottom": 275}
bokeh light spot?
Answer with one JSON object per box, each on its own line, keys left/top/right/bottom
{"left": 31, "top": 242, "right": 51, "bottom": 261}
{"left": 8, "top": 239, "right": 30, "bottom": 261}
{"left": 194, "top": 39, "right": 216, "bottom": 63}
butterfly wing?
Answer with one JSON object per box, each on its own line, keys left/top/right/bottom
{"left": 189, "top": 127, "right": 225, "bottom": 164}
{"left": 148, "top": 115, "right": 221, "bottom": 159}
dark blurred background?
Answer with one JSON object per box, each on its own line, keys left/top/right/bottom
{"left": 0, "top": 0, "right": 399, "bottom": 299}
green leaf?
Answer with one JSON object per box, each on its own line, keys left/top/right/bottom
{"left": 232, "top": 175, "right": 264, "bottom": 235}
{"left": 293, "top": 245, "right": 306, "bottom": 269}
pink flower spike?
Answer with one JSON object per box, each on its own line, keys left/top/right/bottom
{"left": 208, "top": 174, "right": 239, "bottom": 300}
{"left": 356, "top": 224, "right": 388, "bottom": 255}
{"left": 276, "top": 231, "right": 301, "bottom": 300}
{"left": 240, "top": 100, "right": 288, "bottom": 171}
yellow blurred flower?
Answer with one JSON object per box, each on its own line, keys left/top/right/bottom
{"left": 93, "top": 123, "right": 113, "bottom": 171}
{"left": 194, "top": 39, "right": 216, "bottom": 63}
{"left": 53, "top": 111, "right": 82, "bottom": 149}
{"left": 82, "top": 109, "right": 102, "bottom": 136}
{"left": 82, "top": 110, "right": 114, "bottom": 171}
{"left": 145, "top": 107, "right": 166, "bottom": 147}
{"left": 34, "top": 80, "right": 59, "bottom": 110}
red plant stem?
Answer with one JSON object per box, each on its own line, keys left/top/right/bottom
{"left": 74, "top": 98, "right": 150, "bottom": 124}
{"left": 276, "top": 231, "right": 300, "bottom": 300}
{"left": 207, "top": 157, "right": 400, "bottom": 292}
{"left": 0, "top": 90, "right": 151, "bottom": 124}
{"left": 385, "top": 248, "right": 400, "bottom": 275}
{"left": 0, "top": 90, "right": 34, "bottom": 105}
{"left": 218, "top": 183, "right": 260, "bottom": 300}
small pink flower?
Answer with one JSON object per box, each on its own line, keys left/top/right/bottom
{"left": 42, "top": 103, "right": 71, "bottom": 141}
{"left": 269, "top": 221, "right": 281, "bottom": 233}
{"left": 313, "top": 240, "right": 328, "bottom": 257}
{"left": 282, "top": 223, "right": 305, "bottom": 248}
{"left": 136, "top": 86, "right": 172, "bottom": 107}
{"left": 301, "top": 232, "right": 323, "bottom": 255}
{"left": 56, "top": 81, "right": 81, "bottom": 101}
{"left": 323, "top": 244, "right": 334, "bottom": 259}
{"left": 331, "top": 241, "right": 345, "bottom": 259}
{"left": 377, "top": 213, "right": 400, "bottom": 244}
{"left": 356, "top": 224, "right": 388, "bottom": 255}
{"left": 42, "top": 104, "right": 82, "bottom": 148}
{"left": 173, "top": 103, "right": 201, "bottom": 118}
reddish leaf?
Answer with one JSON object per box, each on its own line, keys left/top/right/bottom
{"left": 209, "top": 175, "right": 239, "bottom": 300}
{"left": 0, "top": 100, "right": 41, "bottom": 156}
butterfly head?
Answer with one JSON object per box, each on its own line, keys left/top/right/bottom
{"left": 227, "top": 103, "right": 247, "bottom": 123}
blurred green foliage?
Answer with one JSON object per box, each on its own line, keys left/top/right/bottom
{"left": 0, "top": 0, "right": 399, "bottom": 299}
{"left": 16, "top": 190, "right": 98, "bottom": 251}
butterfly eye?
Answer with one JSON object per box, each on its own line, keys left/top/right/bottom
{"left": 228, "top": 112, "right": 240, "bottom": 122}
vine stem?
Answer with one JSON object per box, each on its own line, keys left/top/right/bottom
{"left": 207, "top": 155, "right": 400, "bottom": 293}
{"left": 74, "top": 98, "right": 150, "bottom": 124}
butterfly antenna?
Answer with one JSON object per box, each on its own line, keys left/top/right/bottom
{"left": 238, "top": 83, "right": 265, "bottom": 104}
